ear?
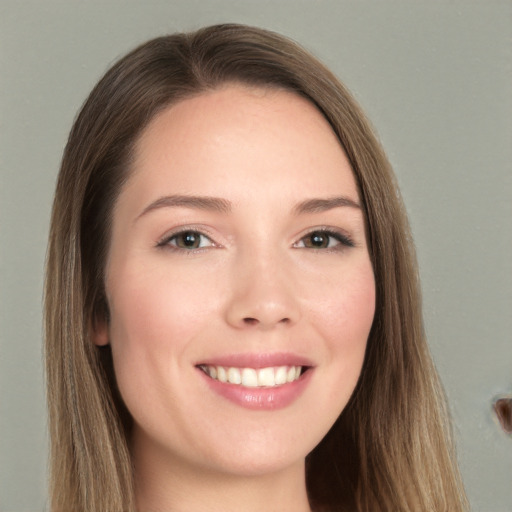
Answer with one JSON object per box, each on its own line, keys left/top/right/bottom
{"left": 91, "top": 293, "right": 110, "bottom": 346}
{"left": 93, "top": 317, "right": 110, "bottom": 346}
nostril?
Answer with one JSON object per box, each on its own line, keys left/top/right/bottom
{"left": 241, "top": 316, "right": 290, "bottom": 326}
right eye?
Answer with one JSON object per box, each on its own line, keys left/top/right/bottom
{"left": 159, "top": 230, "right": 214, "bottom": 250}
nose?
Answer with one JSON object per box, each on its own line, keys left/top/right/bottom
{"left": 224, "top": 250, "right": 301, "bottom": 330}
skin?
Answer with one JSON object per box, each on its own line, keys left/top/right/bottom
{"left": 95, "top": 85, "right": 376, "bottom": 512}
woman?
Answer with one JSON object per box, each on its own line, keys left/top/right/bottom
{"left": 45, "top": 23, "right": 468, "bottom": 511}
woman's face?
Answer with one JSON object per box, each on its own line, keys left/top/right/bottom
{"left": 97, "top": 85, "right": 375, "bottom": 478}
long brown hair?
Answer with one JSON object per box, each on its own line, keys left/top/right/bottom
{"left": 45, "top": 23, "right": 468, "bottom": 511}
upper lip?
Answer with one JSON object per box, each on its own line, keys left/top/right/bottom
{"left": 196, "top": 352, "right": 314, "bottom": 369}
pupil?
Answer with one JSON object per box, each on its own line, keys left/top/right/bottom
{"left": 182, "top": 232, "right": 198, "bottom": 247}
{"left": 311, "top": 233, "right": 327, "bottom": 247}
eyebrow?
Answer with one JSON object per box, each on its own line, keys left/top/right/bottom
{"left": 137, "top": 195, "right": 232, "bottom": 220}
{"left": 136, "top": 194, "right": 361, "bottom": 221}
{"left": 293, "top": 196, "right": 361, "bottom": 214}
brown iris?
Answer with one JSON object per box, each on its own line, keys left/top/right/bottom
{"left": 303, "top": 231, "right": 331, "bottom": 248}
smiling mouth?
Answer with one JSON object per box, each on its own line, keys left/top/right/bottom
{"left": 197, "top": 364, "right": 308, "bottom": 388}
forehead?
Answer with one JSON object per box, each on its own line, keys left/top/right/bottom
{"left": 124, "top": 84, "right": 359, "bottom": 209}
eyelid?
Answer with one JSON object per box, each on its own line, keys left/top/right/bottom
{"left": 155, "top": 225, "right": 355, "bottom": 251}
{"left": 156, "top": 225, "right": 220, "bottom": 250}
{"left": 293, "top": 227, "right": 355, "bottom": 249}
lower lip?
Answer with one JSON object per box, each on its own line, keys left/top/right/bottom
{"left": 198, "top": 368, "right": 313, "bottom": 410}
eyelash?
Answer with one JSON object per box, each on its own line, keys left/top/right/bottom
{"left": 156, "top": 228, "right": 355, "bottom": 253}
{"left": 294, "top": 229, "right": 355, "bottom": 251}
{"left": 157, "top": 228, "right": 216, "bottom": 252}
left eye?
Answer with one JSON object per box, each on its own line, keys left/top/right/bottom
{"left": 161, "top": 230, "right": 214, "bottom": 250}
{"left": 295, "top": 230, "right": 353, "bottom": 249}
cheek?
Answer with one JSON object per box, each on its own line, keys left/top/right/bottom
{"left": 105, "top": 262, "right": 220, "bottom": 407}
{"left": 313, "top": 262, "right": 375, "bottom": 344}
{"left": 108, "top": 261, "right": 217, "bottom": 348}
{"left": 288, "top": 260, "right": 375, "bottom": 437}
{"left": 309, "top": 261, "right": 375, "bottom": 389}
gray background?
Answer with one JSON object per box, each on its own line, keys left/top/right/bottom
{"left": 1, "top": 1, "right": 511, "bottom": 511}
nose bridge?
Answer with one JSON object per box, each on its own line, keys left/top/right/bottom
{"left": 225, "top": 242, "right": 300, "bottom": 329}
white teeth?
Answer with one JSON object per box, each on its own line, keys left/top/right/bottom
{"left": 241, "top": 368, "right": 258, "bottom": 387}
{"left": 217, "top": 366, "right": 227, "bottom": 383}
{"left": 202, "top": 365, "right": 304, "bottom": 387}
{"left": 227, "top": 367, "right": 241, "bottom": 384}
{"left": 257, "top": 367, "right": 275, "bottom": 386}
{"left": 275, "top": 366, "right": 287, "bottom": 385}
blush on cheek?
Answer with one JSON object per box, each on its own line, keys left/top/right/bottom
{"left": 107, "top": 267, "right": 219, "bottom": 387}
{"left": 320, "top": 277, "right": 375, "bottom": 340}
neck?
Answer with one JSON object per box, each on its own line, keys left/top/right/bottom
{"left": 132, "top": 433, "right": 312, "bottom": 512}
